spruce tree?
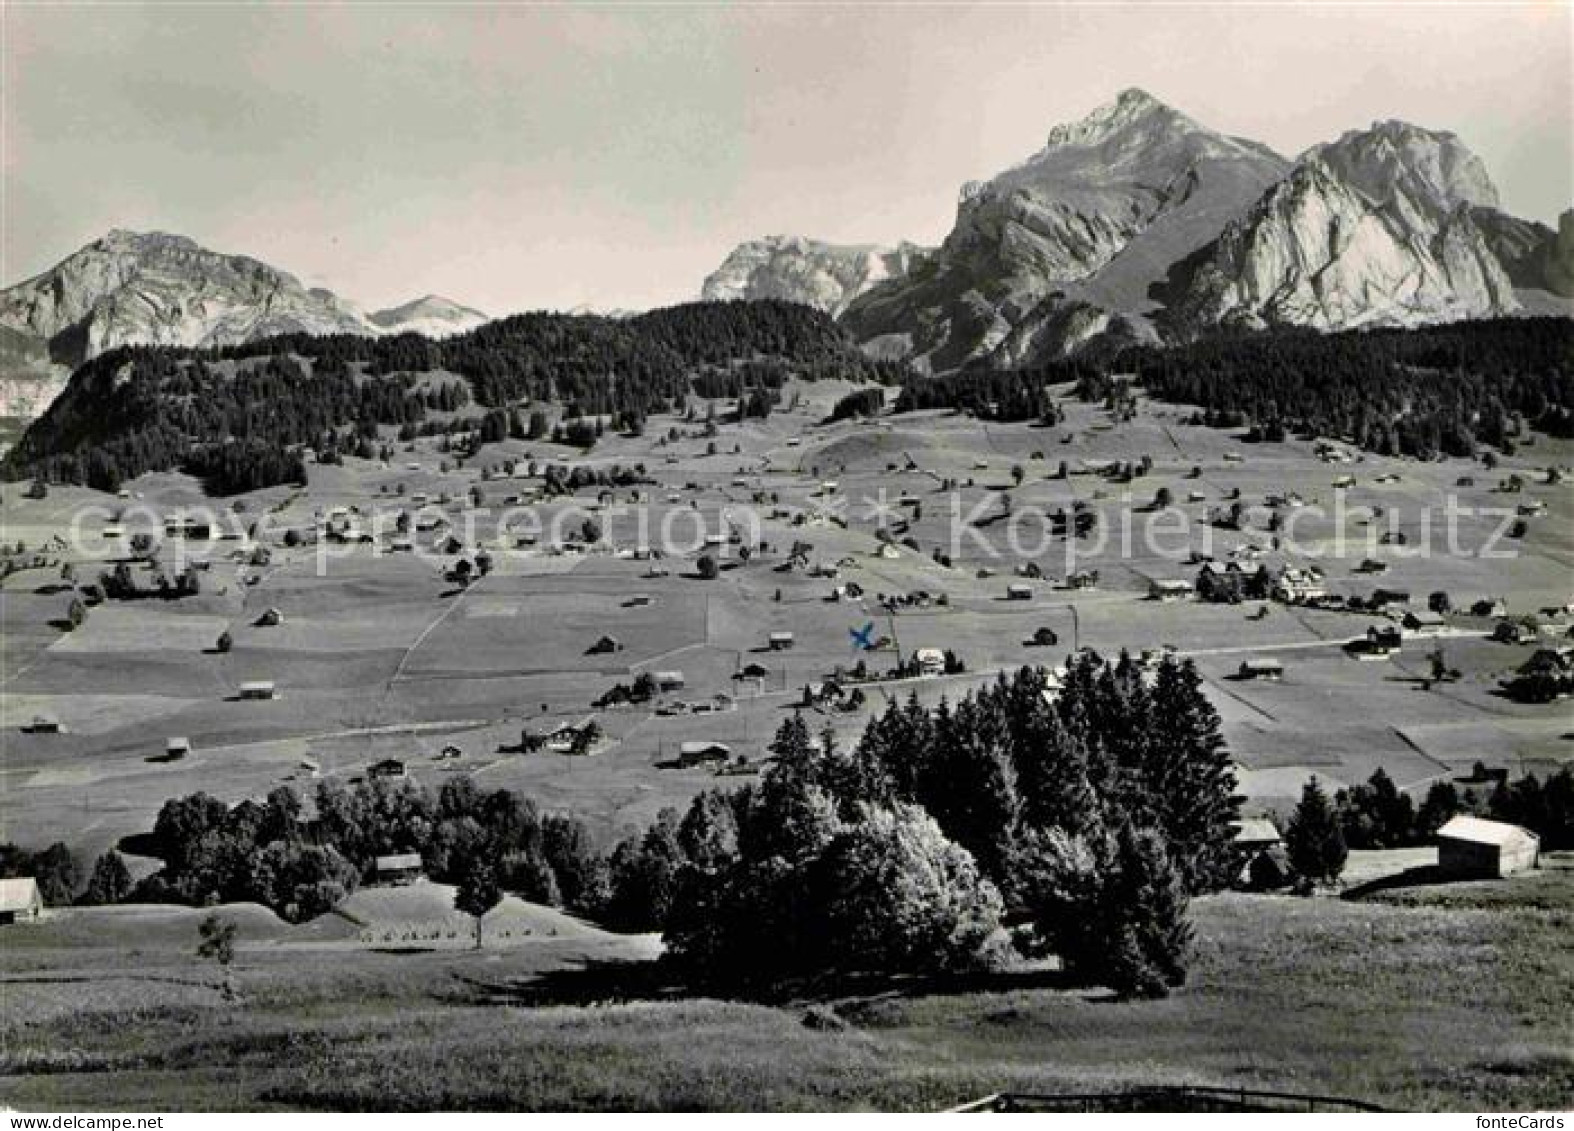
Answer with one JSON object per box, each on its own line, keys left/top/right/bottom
{"left": 1286, "top": 777, "right": 1348, "bottom": 888}
{"left": 1144, "top": 657, "right": 1242, "bottom": 892}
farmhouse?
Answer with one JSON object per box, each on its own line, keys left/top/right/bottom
{"left": 374, "top": 853, "right": 423, "bottom": 885}
{"left": 1272, "top": 567, "right": 1327, "bottom": 604}
{"left": 914, "top": 647, "right": 947, "bottom": 678}
{"left": 368, "top": 758, "right": 407, "bottom": 780}
{"left": 1149, "top": 578, "right": 1195, "bottom": 602}
{"left": 165, "top": 736, "right": 191, "bottom": 760}
{"left": 1437, "top": 816, "right": 1539, "bottom": 879}
{"left": 768, "top": 631, "right": 795, "bottom": 651}
{"left": 0, "top": 877, "right": 44, "bottom": 924}
{"left": 1367, "top": 625, "right": 1404, "bottom": 654}
{"left": 1402, "top": 609, "right": 1446, "bottom": 634}
{"left": 1370, "top": 589, "right": 1412, "bottom": 610}
{"left": 678, "top": 741, "right": 732, "bottom": 768}
{"left": 1237, "top": 658, "right": 1285, "bottom": 681}
{"left": 1232, "top": 818, "right": 1288, "bottom": 889}
{"left": 238, "top": 681, "right": 277, "bottom": 701}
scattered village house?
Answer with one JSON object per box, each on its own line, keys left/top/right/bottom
{"left": 238, "top": 680, "right": 277, "bottom": 701}
{"left": 1237, "top": 658, "right": 1284, "bottom": 681}
{"left": 768, "top": 631, "right": 795, "bottom": 651}
{"left": 678, "top": 741, "right": 732, "bottom": 768}
{"left": 1149, "top": 578, "right": 1195, "bottom": 602}
{"left": 1231, "top": 818, "right": 1289, "bottom": 889}
{"left": 374, "top": 853, "right": 424, "bottom": 885}
{"left": 165, "top": 736, "right": 191, "bottom": 760}
{"left": 914, "top": 647, "right": 947, "bottom": 678}
{"left": 24, "top": 714, "right": 62, "bottom": 734}
{"left": 653, "top": 670, "right": 685, "bottom": 691}
{"left": 1402, "top": 609, "right": 1446, "bottom": 634}
{"left": 0, "top": 877, "right": 45, "bottom": 924}
{"left": 1436, "top": 815, "right": 1539, "bottom": 879}
{"left": 368, "top": 758, "right": 407, "bottom": 780}
{"left": 1006, "top": 582, "right": 1034, "bottom": 601}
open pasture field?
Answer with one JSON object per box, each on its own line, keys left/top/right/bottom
{"left": 0, "top": 860, "right": 1569, "bottom": 1111}
{"left": 2, "top": 379, "right": 1571, "bottom": 857}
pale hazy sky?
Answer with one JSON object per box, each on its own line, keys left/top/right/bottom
{"left": 4, "top": 3, "right": 1570, "bottom": 315}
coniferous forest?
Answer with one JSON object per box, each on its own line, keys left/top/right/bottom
{"left": 7, "top": 308, "right": 1572, "bottom": 494}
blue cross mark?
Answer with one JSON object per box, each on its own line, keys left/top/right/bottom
{"left": 849, "top": 622, "right": 876, "bottom": 651}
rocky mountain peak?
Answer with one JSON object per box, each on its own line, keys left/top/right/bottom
{"left": 1305, "top": 120, "right": 1501, "bottom": 214}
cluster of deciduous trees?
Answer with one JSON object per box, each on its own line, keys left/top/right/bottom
{"left": 603, "top": 653, "right": 1240, "bottom": 999}
{"left": 127, "top": 777, "right": 608, "bottom": 923}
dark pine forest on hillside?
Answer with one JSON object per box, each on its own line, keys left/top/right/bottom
{"left": 6, "top": 307, "right": 1573, "bottom": 495}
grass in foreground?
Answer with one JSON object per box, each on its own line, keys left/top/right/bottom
{"left": 1, "top": 869, "right": 1571, "bottom": 1111}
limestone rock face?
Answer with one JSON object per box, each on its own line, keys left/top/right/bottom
{"left": 841, "top": 88, "right": 1290, "bottom": 370}
{"left": 0, "top": 230, "right": 375, "bottom": 359}
{"left": 701, "top": 236, "right": 927, "bottom": 316}
{"left": 1169, "top": 124, "right": 1522, "bottom": 332}
{"left": 0, "top": 230, "right": 489, "bottom": 421}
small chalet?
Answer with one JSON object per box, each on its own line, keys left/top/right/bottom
{"left": 587, "top": 635, "right": 624, "bottom": 655}
{"left": 374, "top": 853, "right": 423, "bottom": 885}
{"left": 165, "top": 736, "right": 191, "bottom": 760}
{"left": 238, "top": 681, "right": 277, "bottom": 701}
{"left": 1401, "top": 609, "right": 1446, "bottom": 634}
{"left": 1149, "top": 578, "right": 1195, "bottom": 602}
{"left": 0, "top": 878, "right": 44, "bottom": 924}
{"left": 368, "top": 758, "right": 407, "bottom": 780}
{"left": 653, "top": 670, "right": 686, "bottom": 691}
{"left": 1006, "top": 583, "right": 1034, "bottom": 601}
{"left": 678, "top": 741, "right": 732, "bottom": 768}
{"left": 914, "top": 647, "right": 947, "bottom": 678}
{"left": 768, "top": 631, "right": 795, "bottom": 651}
{"left": 1237, "top": 658, "right": 1284, "bottom": 681}
{"left": 255, "top": 607, "right": 284, "bottom": 627}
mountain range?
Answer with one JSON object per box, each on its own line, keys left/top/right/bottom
{"left": 715, "top": 89, "right": 1572, "bottom": 371}
{"left": 0, "top": 230, "right": 487, "bottom": 423}
{"left": 4, "top": 89, "right": 1569, "bottom": 426}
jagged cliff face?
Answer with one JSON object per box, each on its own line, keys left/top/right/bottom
{"left": 701, "top": 236, "right": 927, "bottom": 316}
{"left": 840, "top": 89, "right": 1290, "bottom": 370}
{"left": 1169, "top": 123, "right": 1523, "bottom": 332}
{"left": 0, "top": 230, "right": 375, "bottom": 362}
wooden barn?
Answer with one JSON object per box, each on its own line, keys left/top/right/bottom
{"left": 374, "top": 853, "right": 423, "bottom": 885}
{"left": 1237, "top": 658, "right": 1284, "bottom": 681}
{"left": 678, "top": 741, "right": 732, "bottom": 768}
{"left": 0, "top": 877, "right": 44, "bottom": 924}
{"left": 1437, "top": 816, "right": 1539, "bottom": 879}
